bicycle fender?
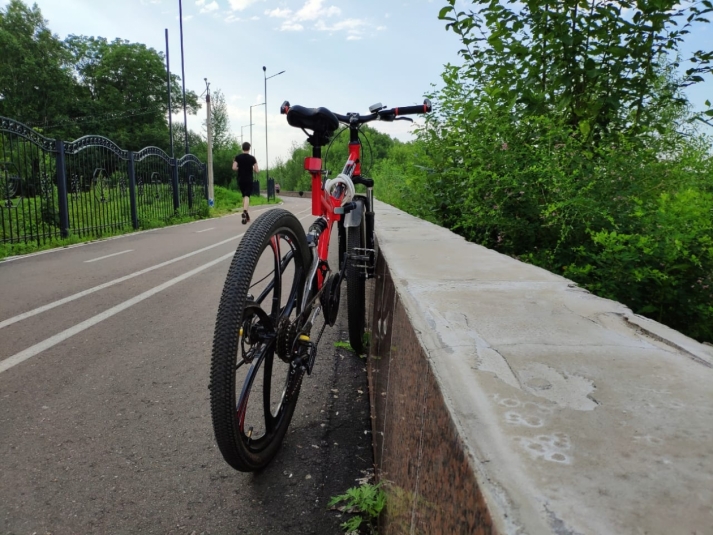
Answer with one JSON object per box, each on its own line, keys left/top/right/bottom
{"left": 344, "top": 198, "right": 365, "bottom": 228}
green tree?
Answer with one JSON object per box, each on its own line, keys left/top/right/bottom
{"left": 439, "top": 0, "right": 713, "bottom": 139}
{"left": 0, "top": 0, "right": 75, "bottom": 127}
{"left": 64, "top": 35, "right": 200, "bottom": 150}
{"left": 271, "top": 141, "right": 312, "bottom": 192}
{"left": 203, "top": 89, "right": 233, "bottom": 150}
{"left": 172, "top": 122, "right": 205, "bottom": 157}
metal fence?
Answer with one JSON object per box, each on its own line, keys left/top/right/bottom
{"left": 1, "top": 116, "right": 207, "bottom": 246}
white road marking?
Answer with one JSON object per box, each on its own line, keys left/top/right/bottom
{"left": 196, "top": 228, "right": 215, "bottom": 233}
{"left": 0, "top": 212, "right": 316, "bottom": 374}
{"left": 84, "top": 250, "right": 133, "bottom": 263}
{"left": 0, "top": 209, "right": 314, "bottom": 331}
{"left": 0, "top": 234, "right": 245, "bottom": 330}
{"left": 0, "top": 252, "right": 235, "bottom": 374}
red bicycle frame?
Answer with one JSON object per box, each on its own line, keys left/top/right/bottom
{"left": 304, "top": 140, "right": 361, "bottom": 290}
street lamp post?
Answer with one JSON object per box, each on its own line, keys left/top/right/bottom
{"left": 249, "top": 102, "right": 265, "bottom": 156}
{"left": 178, "top": 0, "right": 189, "bottom": 155}
{"left": 262, "top": 66, "right": 285, "bottom": 190}
{"left": 241, "top": 124, "right": 254, "bottom": 145}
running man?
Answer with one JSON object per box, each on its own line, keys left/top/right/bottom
{"left": 232, "top": 142, "right": 259, "bottom": 224}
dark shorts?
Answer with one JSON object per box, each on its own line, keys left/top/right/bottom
{"left": 238, "top": 180, "right": 252, "bottom": 197}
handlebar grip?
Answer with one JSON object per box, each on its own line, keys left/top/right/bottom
{"left": 394, "top": 99, "right": 432, "bottom": 116}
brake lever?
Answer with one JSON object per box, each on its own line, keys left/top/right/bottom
{"left": 395, "top": 117, "right": 414, "bottom": 123}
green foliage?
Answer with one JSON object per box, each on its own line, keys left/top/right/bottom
{"left": 565, "top": 189, "right": 713, "bottom": 340}
{"left": 0, "top": 0, "right": 201, "bottom": 148}
{"left": 369, "top": 1, "right": 712, "bottom": 343}
{"left": 0, "top": 185, "right": 251, "bottom": 260}
{"left": 203, "top": 89, "right": 234, "bottom": 150}
{"left": 0, "top": 0, "right": 74, "bottom": 128}
{"left": 329, "top": 483, "right": 386, "bottom": 534}
{"left": 439, "top": 0, "right": 712, "bottom": 137}
{"left": 0, "top": 227, "right": 123, "bottom": 260}
{"left": 270, "top": 141, "right": 315, "bottom": 192}
{"left": 409, "top": 85, "right": 713, "bottom": 341}
{"left": 334, "top": 341, "right": 353, "bottom": 351}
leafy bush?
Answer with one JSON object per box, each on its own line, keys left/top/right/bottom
{"left": 329, "top": 483, "right": 386, "bottom": 534}
{"left": 565, "top": 189, "right": 713, "bottom": 340}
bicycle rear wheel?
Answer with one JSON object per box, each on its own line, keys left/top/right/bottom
{"left": 210, "top": 209, "right": 311, "bottom": 472}
{"left": 346, "top": 220, "right": 366, "bottom": 355}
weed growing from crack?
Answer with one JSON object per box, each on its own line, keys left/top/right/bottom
{"left": 329, "top": 482, "right": 386, "bottom": 534}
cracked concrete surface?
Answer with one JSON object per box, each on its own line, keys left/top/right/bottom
{"left": 374, "top": 200, "right": 713, "bottom": 535}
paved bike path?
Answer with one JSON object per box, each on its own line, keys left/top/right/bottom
{"left": 0, "top": 198, "right": 372, "bottom": 533}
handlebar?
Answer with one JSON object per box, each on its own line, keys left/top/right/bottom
{"left": 280, "top": 99, "right": 431, "bottom": 130}
{"left": 334, "top": 99, "right": 432, "bottom": 125}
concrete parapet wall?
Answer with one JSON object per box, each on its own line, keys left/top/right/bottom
{"left": 367, "top": 200, "right": 713, "bottom": 535}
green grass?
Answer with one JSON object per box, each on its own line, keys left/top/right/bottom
{"left": 334, "top": 341, "right": 354, "bottom": 351}
{"left": 0, "top": 185, "right": 281, "bottom": 260}
{"left": 211, "top": 186, "right": 281, "bottom": 217}
{"left": 0, "top": 226, "right": 132, "bottom": 259}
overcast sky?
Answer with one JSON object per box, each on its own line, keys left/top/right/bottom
{"left": 3, "top": 0, "right": 711, "bottom": 168}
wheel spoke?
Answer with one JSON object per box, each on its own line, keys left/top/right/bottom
{"left": 262, "top": 350, "right": 277, "bottom": 434}
{"left": 253, "top": 248, "right": 295, "bottom": 306}
{"left": 269, "top": 235, "right": 282, "bottom": 317}
{"left": 210, "top": 209, "right": 309, "bottom": 471}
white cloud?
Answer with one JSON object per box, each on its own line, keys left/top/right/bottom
{"left": 346, "top": 35, "right": 361, "bottom": 41}
{"left": 195, "top": 0, "right": 205, "bottom": 5}
{"left": 176, "top": 14, "right": 194, "bottom": 21}
{"left": 225, "top": 13, "right": 241, "bottom": 22}
{"left": 376, "top": 26, "right": 387, "bottom": 31}
{"left": 266, "top": 7, "right": 291, "bottom": 18}
{"left": 294, "top": 0, "right": 340, "bottom": 21}
{"left": 314, "top": 18, "right": 366, "bottom": 38}
{"left": 251, "top": 15, "right": 260, "bottom": 20}
{"left": 280, "top": 22, "right": 304, "bottom": 31}
{"left": 200, "top": 1, "right": 219, "bottom": 13}
{"left": 228, "top": 0, "right": 263, "bottom": 11}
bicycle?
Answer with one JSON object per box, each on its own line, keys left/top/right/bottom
{"left": 209, "top": 98, "right": 432, "bottom": 472}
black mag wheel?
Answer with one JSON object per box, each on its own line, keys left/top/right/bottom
{"left": 210, "top": 208, "right": 311, "bottom": 472}
{"left": 346, "top": 220, "right": 366, "bottom": 355}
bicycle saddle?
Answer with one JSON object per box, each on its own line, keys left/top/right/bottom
{"left": 283, "top": 103, "right": 339, "bottom": 142}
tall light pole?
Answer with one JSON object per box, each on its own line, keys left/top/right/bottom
{"left": 262, "top": 66, "right": 285, "bottom": 188}
{"left": 249, "top": 102, "right": 265, "bottom": 155}
{"left": 205, "top": 78, "right": 214, "bottom": 207}
{"left": 178, "top": 0, "right": 189, "bottom": 155}
{"left": 241, "top": 124, "right": 254, "bottom": 145}
{"left": 164, "top": 29, "right": 174, "bottom": 158}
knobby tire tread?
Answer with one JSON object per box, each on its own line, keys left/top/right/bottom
{"left": 210, "top": 208, "right": 309, "bottom": 472}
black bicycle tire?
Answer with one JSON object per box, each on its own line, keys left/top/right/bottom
{"left": 346, "top": 222, "right": 366, "bottom": 355}
{"left": 210, "top": 208, "right": 311, "bottom": 471}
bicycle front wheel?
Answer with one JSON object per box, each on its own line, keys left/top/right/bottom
{"left": 210, "top": 209, "right": 311, "bottom": 472}
{"left": 346, "top": 221, "right": 366, "bottom": 355}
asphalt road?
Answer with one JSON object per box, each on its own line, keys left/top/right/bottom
{"left": 0, "top": 197, "right": 373, "bottom": 534}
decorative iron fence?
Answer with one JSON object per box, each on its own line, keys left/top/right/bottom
{"left": 1, "top": 116, "right": 207, "bottom": 246}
